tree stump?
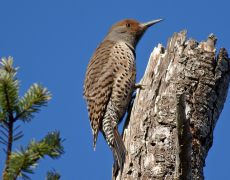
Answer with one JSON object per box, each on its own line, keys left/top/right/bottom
{"left": 113, "top": 31, "right": 230, "bottom": 180}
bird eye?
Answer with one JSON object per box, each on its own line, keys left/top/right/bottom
{"left": 126, "top": 23, "right": 131, "bottom": 28}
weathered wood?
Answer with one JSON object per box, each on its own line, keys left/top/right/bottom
{"left": 113, "top": 31, "right": 230, "bottom": 180}
{"left": 174, "top": 93, "right": 192, "bottom": 180}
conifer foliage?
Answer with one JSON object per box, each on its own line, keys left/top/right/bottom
{"left": 0, "top": 57, "right": 64, "bottom": 180}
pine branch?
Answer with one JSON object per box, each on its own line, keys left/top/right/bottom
{"left": 0, "top": 57, "right": 19, "bottom": 180}
{"left": 4, "top": 131, "right": 64, "bottom": 180}
{"left": 0, "top": 57, "right": 18, "bottom": 75}
{"left": 46, "top": 170, "right": 61, "bottom": 180}
{"left": 15, "top": 84, "right": 51, "bottom": 122}
{"left": 0, "top": 57, "right": 61, "bottom": 179}
{"left": 0, "top": 57, "right": 19, "bottom": 121}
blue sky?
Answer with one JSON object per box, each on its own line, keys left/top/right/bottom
{"left": 0, "top": 0, "right": 229, "bottom": 179}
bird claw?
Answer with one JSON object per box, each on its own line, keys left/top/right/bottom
{"left": 135, "top": 83, "right": 146, "bottom": 90}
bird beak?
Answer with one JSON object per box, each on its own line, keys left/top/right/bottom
{"left": 140, "top": 19, "right": 163, "bottom": 29}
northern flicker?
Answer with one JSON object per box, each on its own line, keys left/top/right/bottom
{"left": 83, "top": 18, "right": 162, "bottom": 171}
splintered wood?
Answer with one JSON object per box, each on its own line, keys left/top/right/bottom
{"left": 113, "top": 31, "right": 230, "bottom": 180}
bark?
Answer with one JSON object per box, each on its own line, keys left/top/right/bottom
{"left": 113, "top": 31, "right": 230, "bottom": 180}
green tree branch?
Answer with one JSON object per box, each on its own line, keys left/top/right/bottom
{"left": 0, "top": 57, "right": 64, "bottom": 180}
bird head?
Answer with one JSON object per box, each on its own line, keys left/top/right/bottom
{"left": 105, "top": 19, "right": 163, "bottom": 48}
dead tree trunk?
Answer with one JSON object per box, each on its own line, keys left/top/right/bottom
{"left": 113, "top": 31, "right": 230, "bottom": 180}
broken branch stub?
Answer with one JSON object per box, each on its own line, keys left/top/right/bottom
{"left": 113, "top": 31, "right": 230, "bottom": 180}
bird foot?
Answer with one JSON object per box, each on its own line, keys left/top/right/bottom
{"left": 135, "top": 83, "right": 146, "bottom": 90}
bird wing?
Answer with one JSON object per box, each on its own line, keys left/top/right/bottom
{"left": 84, "top": 40, "right": 116, "bottom": 149}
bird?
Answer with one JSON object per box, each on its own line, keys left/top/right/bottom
{"left": 83, "top": 18, "right": 162, "bottom": 172}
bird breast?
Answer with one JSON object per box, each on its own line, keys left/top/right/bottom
{"left": 110, "top": 41, "right": 136, "bottom": 120}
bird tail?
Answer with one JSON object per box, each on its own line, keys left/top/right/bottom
{"left": 112, "top": 128, "right": 126, "bottom": 174}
